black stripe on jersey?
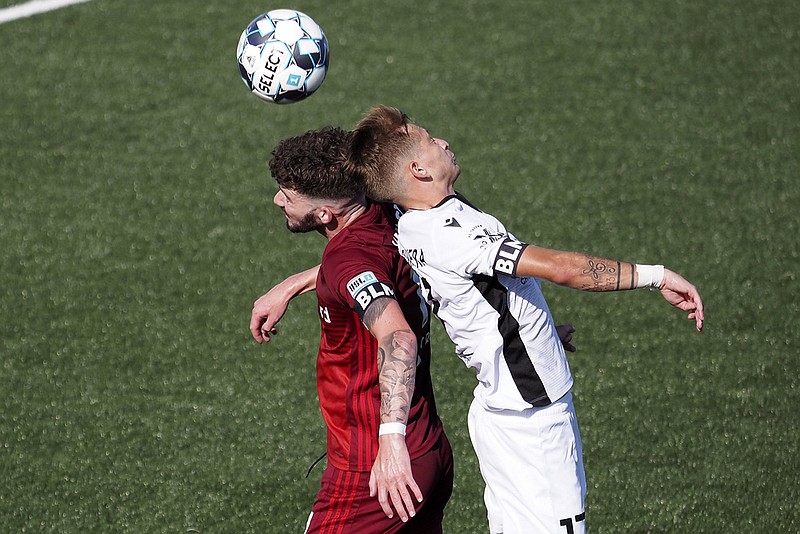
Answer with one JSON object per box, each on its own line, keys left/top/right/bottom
{"left": 473, "top": 274, "right": 552, "bottom": 407}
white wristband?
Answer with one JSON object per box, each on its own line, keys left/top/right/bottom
{"left": 635, "top": 264, "right": 665, "bottom": 289}
{"left": 378, "top": 423, "right": 407, "bottom": 436}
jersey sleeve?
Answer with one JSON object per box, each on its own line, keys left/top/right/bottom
{"left": 324, "top": 245, "right": 398, "bottom": 320}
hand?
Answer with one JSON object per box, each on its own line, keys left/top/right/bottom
{"left": 369, "top": 433, "right": 422, "bottom": 522}
{"left": 659, "top": 269, "right": 705, "bottom": 332}
{"left": 249, "top": 286, "right": 292, "bottom": 343}
{"left": 249, "top": 266, "right": 320, "bottom": 343}
{"left": 556, "top": 323, "right": 577, "bottom": 352}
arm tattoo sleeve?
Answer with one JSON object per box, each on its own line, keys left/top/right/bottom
{"left": 362, "top": 297, "right": 418, "bottom": 424}
{"left": 377, "top": 329, "right": 417, "bottom": 424}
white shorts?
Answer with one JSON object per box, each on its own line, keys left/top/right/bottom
{"left": 468, "top": 392, "right": 586, "bottom": 534}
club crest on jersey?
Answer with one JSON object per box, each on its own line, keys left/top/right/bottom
{"left": 468, "top": 225, "right": 506, "bottom": 249}
{"left": 493, "top": 237, "right": 528, "bottom": 276}
{"left": 347, "top": 271, "right": 396, "bottom": 318}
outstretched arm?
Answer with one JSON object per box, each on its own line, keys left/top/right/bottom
{"left": 249, "top": 265, "right": 320, "bottom": 343}
{"left": 514, "top": 245, "right": 704, "bottom": 331}
{"left": 363, "top": 297, "right": 421, "bottom": 523}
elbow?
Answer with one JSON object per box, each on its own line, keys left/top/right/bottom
{"left": 392, "top": 329, "right": 418, "bottom": 359}
{"left": 547, "top": 267, "right": 575, "bottom": 287}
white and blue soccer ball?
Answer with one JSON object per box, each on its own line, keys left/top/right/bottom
{"left": 236, "top": 9, "right": 329, "bottom": 104}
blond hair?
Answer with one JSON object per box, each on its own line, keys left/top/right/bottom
{"left": 346, "top": 105, "right": 417, "bottom": 203}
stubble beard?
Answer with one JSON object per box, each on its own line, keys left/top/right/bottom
{"left": 286, "top": 210, "right": 321, "bottom": 234}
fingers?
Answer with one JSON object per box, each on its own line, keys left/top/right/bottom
{"left": 681, "top": 284, "right": 704, "bottom": 332}
{"left": 396, "top": 477, "right": 422, "bottom": 520}
{"left": 409, "top": 478, "right": 423, "bottom": 504}
{"left": 692, "top": 290, "right": 704, "bottom": 332}
{"left": 250, "top": 310, "right": 278, "bottom": 343}
{"left": 659, "top": 270, "right": 705, "bottom": 332}
{"left": 562, "top": 329, "right": 574, "bottom": 351}
{"left": 374, "top": 482, "right": 407, "bottom": 521}
{"left": 260, "top": 326, "right": 278, "bottom": 342}
{"left": 396, "top": 489, "right": 416, "bottom": 523}
{"left": 371, "top": 436, "right": 421, "bottom": 521}
{"left": 377, "top": 487, "right": 395, "bottom": 519}
{"left": 369, "top": 471, "right": 377, "bottom": 497}
{"left": 691, "top": 311, "right": 704, "bottom": 332}
{"left": 369, "top": 470, "right": 394, "bottom": 518}
{"left": 556, "top": 323, "right": 577, "bottom": 352}
{"left": 370, "top": 473, "right": 420, "bottom": 521}
{"left": 249, "top": 314, "right": 264, "bottom": 343}
{"left": 688, "top": 312, "right": 703, "bottom": 331}
{"left": 384, "top": 480, "right": 418, "bottom": 522}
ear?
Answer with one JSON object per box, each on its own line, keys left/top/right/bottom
{"left": 409, "top": 161, "right": 428, "bottom": 180}
{"left": 316, "top": 206, "right": 335, "bottom": 225}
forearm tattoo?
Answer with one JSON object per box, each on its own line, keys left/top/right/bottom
{"left": 579, "top": 256, "right": 636, "bottom": 291}
{"left": 377, "top": 330, "right": 417, "bottom": 424}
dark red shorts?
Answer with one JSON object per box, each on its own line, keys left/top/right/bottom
{"left": 305, "top": 433, "right": 454, "bottom": 534}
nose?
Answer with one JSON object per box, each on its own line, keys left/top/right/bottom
{"left": 436, "top": 137, "right": 449, "bottom": 150}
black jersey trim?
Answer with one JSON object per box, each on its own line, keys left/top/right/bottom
{"left": 453, "top": 192, "right": 482, "bottom": 212}
{"left": 431, "top": 194, "right": 459, "bottom": 210}
{"left": 472, "top": 274, "right": 551, "bottom": 407}
{"left": 493, "top": 238, "right": 528, "bottom": 277}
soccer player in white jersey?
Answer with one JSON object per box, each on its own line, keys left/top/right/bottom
{"left": 345, "top": 105, "right": 705, "bottom": 534}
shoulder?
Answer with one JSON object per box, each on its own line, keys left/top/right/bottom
{"left": 398, "top": 196, "right": 516, "bottom": 275}
{"left": 323, "top": 234, "right": 391, "bottom": 275}
{"left": 401, "top": 197, "right": 503, "bottom": 243}
{"left": 323, "top": 212, "right": 397, "bottom": 282}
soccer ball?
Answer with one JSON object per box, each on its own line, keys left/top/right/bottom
{"left": 236, "top": 9, "right": 329, "bottom": 104}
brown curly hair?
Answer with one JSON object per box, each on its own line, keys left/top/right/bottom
{"left": 268, "top": 127, "right": 363, "bottom": 200}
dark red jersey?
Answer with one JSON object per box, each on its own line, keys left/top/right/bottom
{"left": 315, "top": 201, "right": 442, "bottom": 472}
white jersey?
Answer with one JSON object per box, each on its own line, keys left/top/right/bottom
{"left": 396, "top": 194, "right": 573, "bottom": 412}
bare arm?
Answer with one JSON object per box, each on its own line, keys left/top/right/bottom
{"left": 514, "top": 245, "right": 640, "bottom": 290}
{"left": 369, "top": 303, "right": 416, "bottom": 427}
{"left": 515, "top": 245, "right": 704, "bottom": 331}
{"left": 362, "top": 297, "right": 421, "bottom": 522}
{"left": 249, "top": 265, "right": 320, "bottom": 343}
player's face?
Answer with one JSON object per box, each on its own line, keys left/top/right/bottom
{"left": 411, "top": 124, "right": 460, "bottom": 185}
{"left": 273, "top": 187, "right": 322, "bottom": 233}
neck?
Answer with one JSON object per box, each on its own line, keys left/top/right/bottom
{"left": 321, "top": 197, "right": 369, "bottom": 240}
{"left": 401, "top": 183, "right": 454, "bottom": 211}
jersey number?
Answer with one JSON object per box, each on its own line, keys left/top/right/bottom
{"left": 319, "top": 306, "right": 331, "bottom": 324}
{"left": 559, "top": 512, "right": 586, "bottom": 534}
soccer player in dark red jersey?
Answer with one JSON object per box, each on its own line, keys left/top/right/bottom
{"left": 252, "top": 127, "right": 453, "bottom": 533}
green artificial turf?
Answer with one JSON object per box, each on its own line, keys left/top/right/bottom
{"left": 1, "top": 0, "right": 798, "bottom": 531}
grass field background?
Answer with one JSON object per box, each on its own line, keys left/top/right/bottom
{"left": 1, "top": 0, "right": 798, "bottom": 532}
